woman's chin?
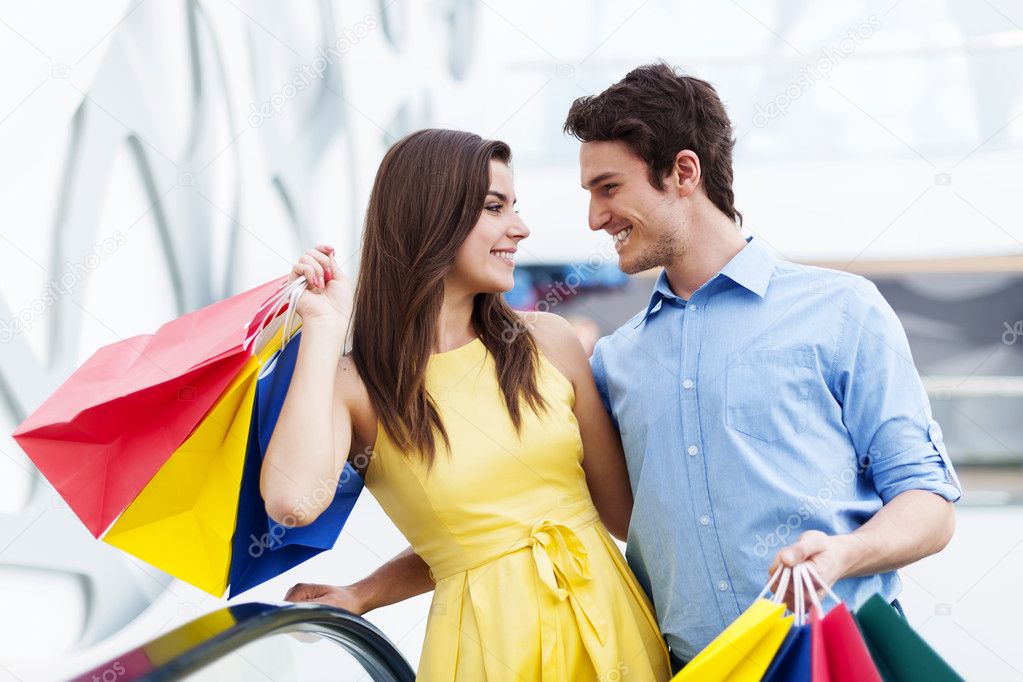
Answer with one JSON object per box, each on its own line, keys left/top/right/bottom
{"left": 473, "top": 276, "right": 515, "bottom": 295}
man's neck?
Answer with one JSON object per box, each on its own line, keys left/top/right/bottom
{"left": 663, "top": 214, "right": 747, "bottom": 300}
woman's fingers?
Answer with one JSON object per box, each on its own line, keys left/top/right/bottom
{"left": 309, "top": 245, "right": 336, "bottom": 283}
{"left": 289, "top": 245, "right": 336, "bottom": 289}
{"left": 299, "top": 255, "right": 325, "bottom": 289}
{"left": 291, "top": 263, "right": 321, "bottom": 290}
{"left": 284, "top": 582, "right": 325, "bottom": 602}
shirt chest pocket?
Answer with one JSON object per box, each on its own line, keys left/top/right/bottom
{"left": 725, "top": 348, "right": 817, "bottom": 443}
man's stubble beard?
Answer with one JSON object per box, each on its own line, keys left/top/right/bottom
{"left": 620, "top": 230, "right": 687, "bottom": 275}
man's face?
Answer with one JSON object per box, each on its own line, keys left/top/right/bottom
{"left": 579, "top": 140, "right": 686, "bottom": 275}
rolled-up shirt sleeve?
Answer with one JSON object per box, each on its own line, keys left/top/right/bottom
{"left": 830, "top": 278, "right": 962, "bottom": 504}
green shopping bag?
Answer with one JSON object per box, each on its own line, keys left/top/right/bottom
{"left": 855, "top": 593, "right": 964, "bottom": 681}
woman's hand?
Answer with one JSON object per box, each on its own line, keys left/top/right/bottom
{"left": 289, "top": 244, "right": 354, "bottom": 325}
{"left": 284, "top": 581, "right": 368, "bottom": 616}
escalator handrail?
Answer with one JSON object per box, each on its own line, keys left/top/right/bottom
{"left": 68, "top": 602, "right": 417, "bottom": 681}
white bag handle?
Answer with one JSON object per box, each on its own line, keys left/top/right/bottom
{"left": 757, "top": 566, "right": 785, "bottom": 601}
{"left": 247, "top": 277, "right": 293, "bottom": 334}
{"left": 280, "top": 276, "right": 305, "bottom": 350}
{"left": 796, "top": 564, "right": 825, "bottom": 620}
{"left": 756, "top": 565, "right": 794, "bottom": 607}
{"left": 244, "top": 276, "right": 307, "bottom": 351}
{"left": 794, "top": 562, "right": 805, "bottom": 626}
{"left": 804, "top": 563, "right": 841, "bottom": 605}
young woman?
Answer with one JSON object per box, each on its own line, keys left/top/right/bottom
{"left": 262, "top": 128, "right": 671, "bottom": 680}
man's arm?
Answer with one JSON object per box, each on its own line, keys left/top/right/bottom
{"left": 285, "top": 546, "right": 434, "bottom": 615}
{"left": 770, "top": 489, "right": 955, "bottom": 586}
{"left": 772, "top": 279, "right": 960, "bottom": 592}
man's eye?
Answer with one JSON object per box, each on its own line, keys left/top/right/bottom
{"left": 603, "top": 184, "right": 617, "bottom": 193}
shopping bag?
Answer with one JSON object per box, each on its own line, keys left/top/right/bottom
{"left": 227, "top": 329, "right": 364, "bottom": 597}
{"left": 820, "top": 603, "right": 881, "bottom": 681}
{"left": 101, "top": 326, "right": 287, "bottom": 596}
{"left": 13, "top": 275, "right": 290, "bottom": 536}
{"left": 763, "top": 626, "right": 811, "bottom": 682}
{"left": 673, "top": 567, "right": 794, "bottom": 681}
{"left": 855, "top": 593, "right": 964, "bottom": 681}
{"left": 789, "top": 564, "right": 881, "bottom": 682}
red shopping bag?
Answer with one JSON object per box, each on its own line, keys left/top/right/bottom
{"left": 799, "top": 564, "right": 881, "bottom": 682}
{"left": 810, "top": 608, "right": 829, "bottom": 681}
{"left": 822, "top": 602, "right": 881, "bottom": 681}
{"left": 12, "top": 276, "right": 288, "bottom": 536}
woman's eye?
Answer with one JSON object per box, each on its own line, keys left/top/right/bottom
{"left": 486, "top": 204, "right": 503, "bottom": 213}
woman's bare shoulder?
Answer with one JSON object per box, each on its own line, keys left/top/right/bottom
{"left": 512, "top": 311, "right": 587, "bottom": 383}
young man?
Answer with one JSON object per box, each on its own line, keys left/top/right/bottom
{"left": 564, "top": 63, "right": 960, "bottom": 671}
{"left": 285, "top": 64, "right": 961, "bottom": 676}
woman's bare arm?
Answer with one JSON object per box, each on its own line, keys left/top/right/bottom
{"left": 261, "top": 245, "right": 357, "bottom": 527}
{"left": 286, "top": 546, "right": 435, "bottom": 614}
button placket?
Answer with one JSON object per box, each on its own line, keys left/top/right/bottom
{"left": 678, "top": 293, "right": 737, "bottom": 621}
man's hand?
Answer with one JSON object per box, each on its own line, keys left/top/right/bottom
{"left": 766, "top": 491, "right": 956, "bottom": 611}
{"left": 768, "top": 530, "right": 859, "bottom": 610}
{"left": 284, "top": 582, "right": 368, "bottom": 616}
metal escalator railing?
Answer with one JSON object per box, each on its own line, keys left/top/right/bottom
{"left": 68, "top": 602, "right": 417, "bottom": 682}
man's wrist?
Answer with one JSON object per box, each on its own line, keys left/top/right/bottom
{"left": 833, "top": 531, "right": 872, "bottom": 579}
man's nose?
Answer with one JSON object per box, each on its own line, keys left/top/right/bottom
{"left": 588, "top": 199, "right": 610, "bottom": 232}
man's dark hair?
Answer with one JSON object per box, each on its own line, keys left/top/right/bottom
{"left": 564, "top": 62, "right": 742, "bottom": 226}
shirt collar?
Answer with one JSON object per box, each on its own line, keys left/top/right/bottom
{"left": 640, "top": 236, "right": 775, "bottom": 323}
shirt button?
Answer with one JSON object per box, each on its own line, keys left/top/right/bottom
{"left": 683, "top": 379, "right": 694, "bottom": 389}
{"left": 699, "top": 515, "right": 711, "bottom": 526}
{"left": 718, "top": 580, "right": 730, "bottom": 592}
{"left": 687, "top": 445, "right": 698, "bottom": 456}
{"left": 688, "top": 303, "right": 698, "bottom": 311}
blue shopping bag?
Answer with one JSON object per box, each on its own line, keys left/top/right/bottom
{"left": 762, "top": 624, "right": 811, "bottom": 681}
{"left": 228, "top": 330, "right": 364, "bottom": 597}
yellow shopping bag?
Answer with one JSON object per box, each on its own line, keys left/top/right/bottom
{"left": 674, "top": 568, "right": 794, "bottom": 681}
{"left": 102, "top": 326, "right": 286, "bottom": 596}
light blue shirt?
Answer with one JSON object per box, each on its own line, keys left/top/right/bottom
{"left": 590, "top": 236, "right": 961, "bottom": 661}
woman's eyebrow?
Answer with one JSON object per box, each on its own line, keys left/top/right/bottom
{"left": 487, "top": 190, "right": 517, "bottom": 205}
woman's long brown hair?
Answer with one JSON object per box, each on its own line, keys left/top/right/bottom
{"left": 351, "top": 129, "right": 547, "bottom": 468}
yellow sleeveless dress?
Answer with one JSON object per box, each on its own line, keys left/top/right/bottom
{"left": 365, "top": 337, "right": 671, "bottom": 681}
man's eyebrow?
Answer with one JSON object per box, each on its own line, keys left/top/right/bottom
{"left": 582, "top": 171, "right": 620, "bottom": 190}
{"left": 487, "top": 190, "right": 516, "bottom": 205}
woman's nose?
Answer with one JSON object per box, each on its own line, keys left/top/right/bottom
{"left": 509, "top": 213, "right": 530, "bottom": 240}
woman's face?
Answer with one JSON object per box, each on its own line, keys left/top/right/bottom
{"left": 448, "top": 159, "right": 529, "bottom": 295}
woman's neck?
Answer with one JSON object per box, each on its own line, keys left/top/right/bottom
{"left": 435, "top": 285, "right": 477, "bottom": 353}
